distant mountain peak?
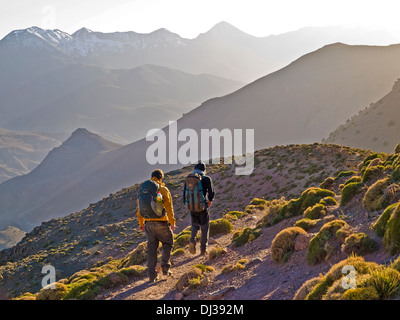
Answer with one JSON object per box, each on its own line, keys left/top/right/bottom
{"left": 198, "top": 21, "right": 251, "bottom": 39}
{"left": 72, "top": 27, "right": 93, "bottom": 38}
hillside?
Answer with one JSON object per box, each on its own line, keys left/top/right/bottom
{"left": 5, "top": 142, "right": 400, "bottom": 301}
{"left": 0, "top": 143, "right": 372, "bottom": 298}
{"left": 0, "top": 128, "right": 62, "bottom": 183}
{"left": 324, "top": 79, "right": 400, "bottom": 153}
{"left": 1, "top": 63, "right": 243, "bottom": 144}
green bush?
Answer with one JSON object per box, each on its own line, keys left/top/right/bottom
{"left": 275, "top": 188, "right": 335, "bottom": 224}
{"left": 362, "top": 177, "right": 392, "bottom": 212}
{"left": 344, "top": 176, "right": 362, "bottom": 186}
{"left": 340, "top": 182, "right": 363, "bottom": 206}
{"left": 209, "top": 218, "right": 233, "bottom": 236}
{"left": 36, "top": 283, "right": 68, "bottom": 300}
{"left": 306, "top": 220, "right": 349, "bottom": 265}
{"left": 395, "top": 143, "right": 400, "bottom": 154}
{"left": 232, "top": 227, "right": 262, "bottom": 247}
{"left": 364, "top": 267, "right": 400, "bottom": 300}
{"left": 303, "top": 203, "right": 326, "bottom": 220}
{"left": 305, "top": 256, "right": 379, "bottom": 300}
{"left": 392, "top": 165, "right": 400, "bottom": 182}
{"left": 362, "top": 165, "right": 385, "bottom": 183}
{"left": 320, "top": 196, "right": 338, "bottom": 206}
{"left": 382, "top": 203, "right": 400, "bottom": 255}
{"left": 372, "top": 203, "right": 399, "bottom": 237}
{"left": 342, "top": 233, "right": 378, "bottom": 255}
{"left": 271, "top": 227, "right": 307, "bottom": 263}
{"left": 336, "top": 170, "right": 357, "bottom": 180}
{"left": 294, "top": 218, "right": 319, "bottom": 231}
{"left": 341, "top": 287, "right": 379, "bottom": 300}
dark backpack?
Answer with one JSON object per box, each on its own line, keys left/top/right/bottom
{"left": 138, "top": 180, "right": 165, "bottom": 219}
{"left": 184, "top": 173, "right": 206, "bottom": 212}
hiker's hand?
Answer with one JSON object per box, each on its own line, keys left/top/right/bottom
{"left": 139, "top": 225, "right": 145, "bottom": 232}
{"left": 170, "top": 225, "right": 176, "bottom": 231}
{"left": 208, "top": 201, "right": 213, "bottom": 208}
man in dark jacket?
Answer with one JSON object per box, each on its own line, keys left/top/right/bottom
{"left": 183, "top": 162, "right": 215, "bottom": 255}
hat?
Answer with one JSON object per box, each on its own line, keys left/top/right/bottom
{"left": 194, "top": 161, "right": 206, "bottom": 172}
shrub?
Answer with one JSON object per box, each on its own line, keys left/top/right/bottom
{"left": 362, "top": 165, "right": 385, "bottom": 183}
{"left": 320, "top": 177, "right": 334, "bottom": 190}
{"left": 364, "top": 267, "right": 400, "bottom": 300}
{"left": 341, "top": 287, "right": 379, "bottom": 300}
{"left": 194, "top": 264, "right": 214, "bottom": 273}
{"left": 382, "top": 203, "right": 400, "bottom": 255}
{"left": 340, "top": 182, "right": 363, "bottom": 206}
{"left": 294, "top": 218, "right": 319, "bottom": 231}
{"left": 209, "top": 219, "right": 233, "bottom": 237}
{"left": 320, "top": 196, "right": 338, "bottom": 206}
{"left": 344, "top": 176, "right": 362, "bottom": 186}
{"left": 362, "top": 177, "right": 392, "bottom": 212}
{"left": 174, "top": 233, "right": 191, "bottom": 249}
{"left": 223, "top": 211, "right": 245, "bottom": 220}
{"left": 274, "top": 188, "right": 336, "bottom": 225}
{"left": 372, "top": 203, "right": 399, "bottom": 237}
{"left": 336, "top": 170, "right": 357, "bottom": 180}
{"left": 119, "top": 242, "right": 147, "bottom": 268}
{"left": 258, "top": 198, "right": 287, "bottom": 227}
{"left": 232, "top": 227, "right": 262, "bottom": 247}
{"left": 36, "top": 283, "right": 68, "bottom": 300}
{"left": 271, "top": 227, "right": 306, "bottom": 263}
{"left": 306, "top": 220, "right": 349, "bottom": 265}
{"left": 171, "top": 248, "right": 185, "bottom": 256}
{"left": 293, "top": 277, "right": 321, "bottom": 300}
{"left": 393, "top": 165, "right": 400, "bottom": 182}
{"left": 305, "top": 256, "right": 379, "bottom": 300}
{"left": 303, "top": 203, "right": 326, "bottom": 220}
{"left": 175, "top": 267, "right": 204, "bottom": 291}
{"left": 208, "top": 246, "right": 226, "bottom": 260}
{"left": 221, "top": 259, "right": 248, "bottom": 274}
{"left": 342, "top": 233, "right": 378, "bottom": 255}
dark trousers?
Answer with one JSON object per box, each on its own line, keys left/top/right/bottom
{"left": 145, "top": 221, "right": 173, "bottom": 277}
{"left": 190, "top": 209, "right": 210, "bottom": 252}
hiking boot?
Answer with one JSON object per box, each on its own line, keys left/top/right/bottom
{"left": 189, "top": 242, "right": 196, "bottom": 254}
{"left": 149, "top": 274, "right": 160, "bottom": 283}
{"left": 200, "top": 249, "right": 208, "bottom": 256}
{"left": 163, "top": 269, "right": 173, "bottom": 276}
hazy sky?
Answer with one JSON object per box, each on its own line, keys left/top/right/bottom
{"left": 1, "top": 0, "right": 400, "bottom": 39}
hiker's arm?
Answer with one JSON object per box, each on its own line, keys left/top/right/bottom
{"left": 182, "top": 182, "right": 186, "bottom": 204}
{"left": 136, "top": 199, "right": 145, "bottom": 230}
{"left": 207, "top": 177, "right": 215, "bottom": 202}
{"left": 162, "top": 187, "right": 176, "bottom": 227}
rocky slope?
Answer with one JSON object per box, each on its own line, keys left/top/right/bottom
{"left": 0, "top": 143, "right": 372, "bottom": 299}
{"left": 324, "top": 79, "right": 400, "bottom": 153}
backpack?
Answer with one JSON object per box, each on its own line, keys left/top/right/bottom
{"left": 138, "top": 180, "right": 165, "bottom": 219}
{"left": 184, "top": 173, "right": 206, "bottom": 212}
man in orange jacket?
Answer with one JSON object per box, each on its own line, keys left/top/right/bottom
{"left": 137, "top": 169, "right": 176, "bottom": 282}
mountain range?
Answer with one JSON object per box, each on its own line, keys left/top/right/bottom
{"left": 2, "top": 41, "right": 400, "bottom": 233}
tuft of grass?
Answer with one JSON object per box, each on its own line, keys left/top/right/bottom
{"left": 294, "top": 218, "right": 319, "bottom": 231}
{"left": 372, "top": 203, "right": 398, "bottom": 237}
{"left": 382, "top": 203, "right": 400, "bottom": 255}
{"left": 364, "top": 267, "right": 400, "bottom": 300}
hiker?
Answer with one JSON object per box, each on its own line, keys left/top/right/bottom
{"left": 183, "top": 162, "right": 215, "bottom": 256}
{"left": 137, "top": 169, "right": 176, "bottom": 282}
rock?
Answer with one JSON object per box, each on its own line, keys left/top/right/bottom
{"left": 207, "top": 286, "right": 237, "bottom": 300}
{"left": 294, "top": 233, "right": 313, "bottom": 251}
{"left": 175, "top": 292, "right": 184, "bottom": 300}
